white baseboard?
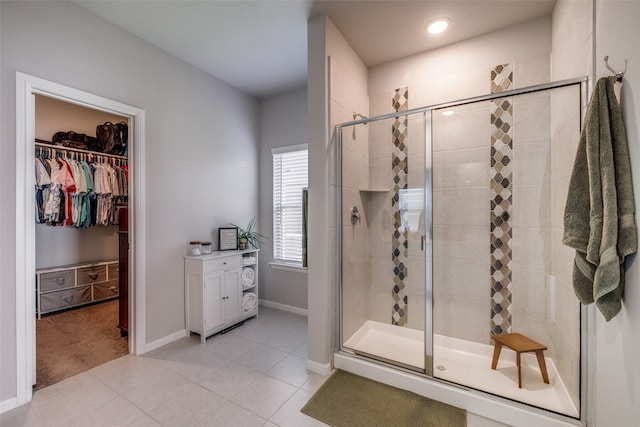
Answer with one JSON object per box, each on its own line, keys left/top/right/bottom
{"left": 144, "top": 329, "right": 188, "bottom": 353}
{"left": 307, "top": 359, "right": 332, "bottom": 375}
{"left": 1, "top": 397, "right": 18, "bottom": 414}
{"left": 259, "top": 299, "right": 308, "bottom": 317}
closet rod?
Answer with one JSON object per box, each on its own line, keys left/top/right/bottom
{"left": 35, "top": 141, "right": 128, "bottom": 160}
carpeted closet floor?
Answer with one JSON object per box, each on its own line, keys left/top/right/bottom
{"left": 35, "top": 299, "right": 128, "bottom": 390}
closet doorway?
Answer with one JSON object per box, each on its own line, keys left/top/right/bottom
{"left": 15, "top": 72, "right": 146, "bottom": 406}
{"left": 34, "top": 95, "right": 129, "bottom": 389}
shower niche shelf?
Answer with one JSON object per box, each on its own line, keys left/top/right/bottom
{"left": 358, "top": 188, "right": 390, "bottom": 193}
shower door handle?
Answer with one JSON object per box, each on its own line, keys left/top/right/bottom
{"left": 421, "top": 235, "right": 426, "bottom": 251}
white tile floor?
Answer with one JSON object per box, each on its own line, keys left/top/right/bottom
{"left": 1, "top": 307, "right": 508, "bottom": 427}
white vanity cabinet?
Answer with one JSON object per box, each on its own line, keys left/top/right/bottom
{"left": 185, "top": 249, "right": 258, "bottom": 342}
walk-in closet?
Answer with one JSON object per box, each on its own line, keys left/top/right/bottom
{"left": 34, "top": 95, "right": 130, "bottom": 390}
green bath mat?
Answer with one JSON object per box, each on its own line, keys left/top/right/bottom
{"left": 301, "top": 370, "right": 467, "bottom": 427}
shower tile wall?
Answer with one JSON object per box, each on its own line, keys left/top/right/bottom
{"left": 404, "top": 114, "right": 426, "bottom": 331}
{"left": 491, "top": 64, "right": 513, "bottom": 93}
{"left": 510, "top": 91, "right": 553, "bottom": 351}
{"left": 549, "top": 85, "right": 582, "bottom": 406}
{"left": 367, "top": 118, "right": 395, "bottom": 327}
{"left": 340, "top": 117, "right": 370, "bottom": 340}
{"left": 368, "top": 52, "right": 555, "bottom": 344}
{"left": 331, "top": 55, "right": 371, "bottom": 342}
{"left": 550, "top": 0, "right": 591, "bottom": 408}
{"left": 431, "top": 61, "right": 558, "bottom": 346}
{"left": 391, "top": 88, "right": 409, "bottom": 326}
{"left": 432, "top": 102, "right": 491, "bottom": 343}
{"left": 489, "top": 63, "right": 514, "bottom": 336}
{"left": 366, "top": 91, "right": 425, "bottom": 332}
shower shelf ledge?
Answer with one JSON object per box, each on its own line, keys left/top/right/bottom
{"left": 359, "top": 188, "right": 390, "bottom": 193}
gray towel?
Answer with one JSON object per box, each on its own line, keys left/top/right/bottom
{"left": 562, "top": 76, "right": 637, "bottom": 321}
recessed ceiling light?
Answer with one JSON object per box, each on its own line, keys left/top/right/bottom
{"left": 427, "top": 18, "right": 450, "bottom": 35}
{"left": 442, "top": 110, "right": 455, "bottom": 116}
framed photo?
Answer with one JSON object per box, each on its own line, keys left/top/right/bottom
{"left": 218, "top": 227, "right": 239, "bottom": 251}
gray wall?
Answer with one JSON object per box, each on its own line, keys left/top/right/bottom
{"left": 593, "top": 1, "right": 640, "bottom": 424}
{"left": 307, "top": 15, "right": 334, "bottom": 369}
{"left": 258, "top": 88, "right": 308, "bottom": 310}
{"left": 1, "top": 1, "right": 259, "bottom": 403}
{"left": 36, "top": 225, "right": 119, "bottom": 269}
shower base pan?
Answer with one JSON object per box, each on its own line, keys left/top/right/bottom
{"left": 343, "top": 320, "right": 579, "bottom": 418}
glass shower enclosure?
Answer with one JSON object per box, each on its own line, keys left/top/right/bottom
{"left": 337, "top": 79, "right": 586, "bottom": 418}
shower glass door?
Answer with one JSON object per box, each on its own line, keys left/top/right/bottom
{"left": 430, "top": 84, "right": 583, "bottom": 418}
{"left": 340, "top": 110, "right": 428, "bottom": 372}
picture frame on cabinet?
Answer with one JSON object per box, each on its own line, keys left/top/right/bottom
{"left": 218, "top": 227, "right": 239, "bottom": 251}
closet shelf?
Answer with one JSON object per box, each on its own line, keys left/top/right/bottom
{"left": 35, "top": 140, "right": 128, "bottom": 160}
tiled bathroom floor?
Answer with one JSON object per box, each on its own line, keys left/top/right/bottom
{"left": 2, "top": 307, "right": 507, "bottom": 427}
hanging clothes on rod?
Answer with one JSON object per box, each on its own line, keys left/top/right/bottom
{"left": 35, "top": 144, "right": 128, "bottom": 228}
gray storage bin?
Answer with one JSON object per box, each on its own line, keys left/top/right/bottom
{"left": 40, "top": 285, "right": 92, "bottom": 313}
{"left": 39, "top": 269, "right": 75, "bottom": 292}
{"left": 77, "top": 265, "right": 107, "bottom": 285}
{"left": 107, "top": 263, "right": 119, "bottom": 280}
{"left": 93, "top": 280, "right": 119, "bottom": 301}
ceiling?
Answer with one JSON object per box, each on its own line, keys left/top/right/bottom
{"left": 75, "top": 0, "right": 556, "bottom": 99}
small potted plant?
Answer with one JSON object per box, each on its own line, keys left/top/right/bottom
{"left": 233, "top": 217, "right": 266, "bottom": 250}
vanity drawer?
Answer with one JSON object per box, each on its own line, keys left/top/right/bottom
{"left": 77, "top": 265, "right": 107, "bottom": 285}
{"left": 93, "top": 280, "right": 119, "bottom": 301}
{"left": 40, "top": 286, "right": 92, "bottom": 313}
{"left": 203, "top": 255, "right": 241, "bottom": 274}
{"left": 39, "top": 269, "right": 75, "bottom": 292}
{"left": 107, "top": 263, "right": 119, "bottom": 280}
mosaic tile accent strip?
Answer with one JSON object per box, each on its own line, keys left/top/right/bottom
{"left": 490, "top": 97, "right": 513, "bottom": 336}
{"left": 491, "top": 64, "right": 513, "bottom": 93}
{"left": 391, "top": 87, "right": 409, "bottom": 326}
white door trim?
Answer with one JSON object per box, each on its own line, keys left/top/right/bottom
{"left": 15, "top": 72, "right": 147, "bottom": 406}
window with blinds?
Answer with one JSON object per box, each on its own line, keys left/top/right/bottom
{"left": 272, "top": 144, "right": 308, "bottom": 264}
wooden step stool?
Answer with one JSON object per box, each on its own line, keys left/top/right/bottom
{"left": 491, "top": 332, "right": 549, "bottom": 388}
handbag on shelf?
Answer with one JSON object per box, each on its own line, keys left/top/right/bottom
{"left": 51, "top": 131, "right": 99, "bottom": 151}
{"left": 96, "top": 121, "right": 128, "bottom": 156}
{"left": 114, "top": 121, "right": 128, "bottom": 157}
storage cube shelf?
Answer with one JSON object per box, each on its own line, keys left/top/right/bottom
{"left": 36, "top": 260, "right": 119, "bottom": 318}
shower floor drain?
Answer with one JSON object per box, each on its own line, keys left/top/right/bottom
{"left": 436, "top": 365, "right": 447, "bottom": 371}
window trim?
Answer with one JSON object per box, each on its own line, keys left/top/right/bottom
{"left": 271, "top": 143, "right": 308, "bottom": 155}
{"left": 268, "top": 261, "right": 308, "bottom": 274}
{"left": 272, "top": 143, "right": 308, "bottom": 265}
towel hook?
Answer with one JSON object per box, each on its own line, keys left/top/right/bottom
{"left": 604, "top": 56, "right": 624, "bottom": 81}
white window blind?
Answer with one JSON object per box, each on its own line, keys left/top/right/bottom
{"left": 273, "top": 145, "right": 308, "bottom": 264}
